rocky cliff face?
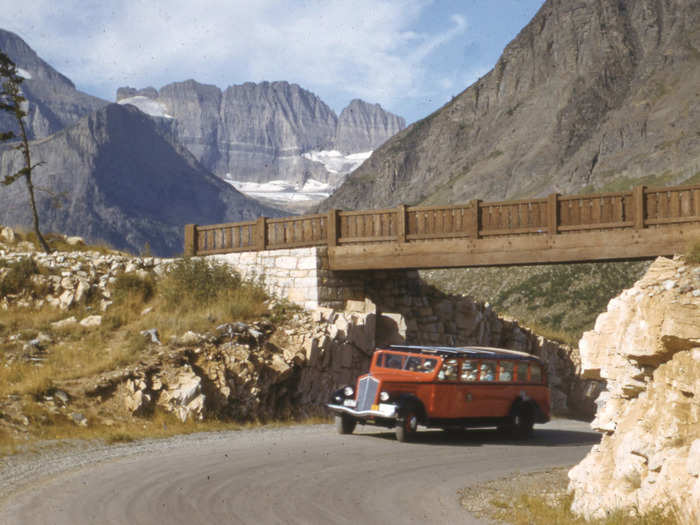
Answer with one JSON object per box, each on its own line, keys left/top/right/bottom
{"left": 334, "top": 99, "right": 406, "bottom": 154}
{"left": 0, "top": 29, "right": 107, "bottom": 141}
{"left": 0, "top": 103, "right": 279, "bottom": 256}
{"left": 322, "top": 0, "right": 700, "bottom": 211}
{"left": 116, "top": 81, "right": 404, "bottom": 186}
{"left": 568, "top": 256, "right": 700, "bottom": 519}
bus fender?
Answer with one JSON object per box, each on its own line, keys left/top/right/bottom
{"left": 508, "top": 395, "right": 535, "bottom": 419}
{"left": 395, "top": 394, "right": 426, "bottom": 423}
{"left": 508, "top": 395, "right": 548, "bottom": 423}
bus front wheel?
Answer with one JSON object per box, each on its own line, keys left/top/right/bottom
{"left": 395, "top": 410, "right": 418, "bottom": 442}
{"left": 335, "top": 414, "right": 357, "bottom": 435}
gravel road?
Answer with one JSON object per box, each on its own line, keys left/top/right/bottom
{"left": 0, "top": 418, "right": 598, "bottom": 524}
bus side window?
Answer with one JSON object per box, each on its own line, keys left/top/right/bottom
{"left": 530, "top": 364, "right": 542, "bottom": 383}
{"left": 499, "top": 361, "right": 514, "bottom": 382}
{"left": 438, "top": 358, "right": 459, "bottom": 381}
{"left": 375, "top": 353, "right": 384, "bottom": 367}
{"left": 516, "top": 362, "right": 529, "bottom": 382}
{"left": 460, "top": 360, "right": 478, "bottom": 382}
{"left": 478, "top": 361, "right": 496, "bottom": 382}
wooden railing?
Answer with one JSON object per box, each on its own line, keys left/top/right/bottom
{"left": 184, "top": 184, "right": 700, "bottom": 256}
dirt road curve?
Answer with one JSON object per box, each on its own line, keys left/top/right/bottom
{"left": 0, "top": 419, "right": 598, "bottom": 525}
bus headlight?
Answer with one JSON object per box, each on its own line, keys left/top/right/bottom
{"left": 379, "top": 391, "right": 390, "bottom": 402}
{"left": 344, "top": 386, "right": 354, "bottom": 397}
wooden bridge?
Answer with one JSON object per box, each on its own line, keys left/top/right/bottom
{"left": 184, "top": 184, "right": 700, "bottom": 270}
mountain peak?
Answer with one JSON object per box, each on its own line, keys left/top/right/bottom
{"left": 0, "top": 28, "right": 107, "bottom": 140}
{"left": 335, "top": 99, "right": 405, "bottom": 154}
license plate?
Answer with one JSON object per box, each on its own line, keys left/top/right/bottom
{"left": 343, "top": 399, "right": 356, "bottom": 407}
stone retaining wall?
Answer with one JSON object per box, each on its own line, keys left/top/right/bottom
{"left": 212, "top": 248, "right": 327, "bottom": 311}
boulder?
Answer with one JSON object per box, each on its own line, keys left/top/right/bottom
{"left": 65, "top": 236, "right": 85, "bottom": 246}
{"left": 1, "top": 226, "right": 15, "bottom": 243}
{"left": 158, "top": 369, "right": 205, "bottom": 422}
{"left": 79, "top": 315, "right": 102, "bottom": 328}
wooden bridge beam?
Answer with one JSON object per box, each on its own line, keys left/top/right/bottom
{"left": 328, "top": 223, "right": 700, "bottom": 270}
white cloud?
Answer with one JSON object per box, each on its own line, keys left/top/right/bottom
{"left": 1, "top": 0, "right": 469, "bottom": 118}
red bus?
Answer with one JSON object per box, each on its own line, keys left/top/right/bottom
{"left": 328, "top": 345, "right": 550, "bottom": 441}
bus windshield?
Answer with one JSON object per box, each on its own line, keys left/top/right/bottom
{"left": 376, "top": 353, "right": 437, "bottom": 374}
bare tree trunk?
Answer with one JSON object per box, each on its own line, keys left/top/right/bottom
{"left": 18, "top": 116, "right": 50, "bottom": 253}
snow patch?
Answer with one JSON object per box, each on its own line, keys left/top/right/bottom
{"left": 302, "top": 149, "right": 371, "bottom": 175}
{"left": 225, "top": 177, "right": 332, "bottom": 204}
{"left": 118, "top": 96, "right": 174, "bottom": 119}
{"left": 16, "top": 67, "right": 32, "bottom": 79}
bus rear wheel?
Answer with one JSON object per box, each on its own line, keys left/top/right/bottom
{"left": 335, "top": 414, "right": 356, "bottom": 435}
{"left": 511, "top": 405, "right": 534, "bottom": 439}
{"left": 499, "top": 405, "right": 535, "bottom": 439}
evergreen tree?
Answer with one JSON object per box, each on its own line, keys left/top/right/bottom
{"left": 0, "top": 51, "right": 50, "bottom": 253}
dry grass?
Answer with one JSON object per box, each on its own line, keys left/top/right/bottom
{"left": 686, "top": 240, "right": 700, "bottom": 265}
{"left": 492, "top": 492, "right": 677, "bottom": 525}
{"left": 11, "top": 230, "right": 121, "bottom": 255}
{"left": 0, "top": 330, "right": 145, "bottom": 397}
{"left": 460, "top": 467, "right": 689, "bottom": 525}
{"left": 0, "top": 304, "right": 67, "bottom": 336}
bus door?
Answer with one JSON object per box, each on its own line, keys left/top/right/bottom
{"left": 432, "top": 358, "right": 459, "bottom": 418}
{"left": 455, "top": 359, "right": 489, "bottom": 417}
{"left": 456, "top": 359, "right": 514, "bottom": 417}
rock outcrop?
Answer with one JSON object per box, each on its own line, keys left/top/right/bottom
{"left": 322, "top": 0, "right": 700, "bottom": 211}
{"left": 568, "top": 256, "right": 700, "bottom": 519}
{"left": 0, "top": 243, "right": 169, "bottom": 313}
{"left": 0, "top": 103, "right": 280, "bottom": 256}
{"left": 116, "top": 81, "right": 404, "bottom": 185}
{"left": 0, "top": 29, "right": 107, "bottom": 141}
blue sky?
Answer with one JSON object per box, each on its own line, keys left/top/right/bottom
{"left": 1, "top": 0, "right": 545, "bottom": 124}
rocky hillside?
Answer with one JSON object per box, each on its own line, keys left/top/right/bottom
{"left": 0, "top": 29, "right": 106, "bottom": 141}
{"left": 422, "top": 260, "right": 651, "bottom": 346}
{"left": 0, "top": 103, "right": 279, "bottom": 256}
{"left": 323, "top": 0, "right": 700, "bottom": 211}
{"left": 116, "top": 82, "right": 405, "bottom": 187}
{"left": 568, "top": 256, "right": 700, "bottom": 519}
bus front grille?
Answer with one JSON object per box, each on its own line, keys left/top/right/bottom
{"left": 356, "top": 376, "right": 380, "bottom": 411}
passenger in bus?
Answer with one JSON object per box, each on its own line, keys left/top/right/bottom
{"left": 438, "top": 359, "right": 459, "bottom": 381}
{"left": 479, "top": 362, "right": 495, "bottom": 381}
{"left": 461, "top": 360, "right": 478, "bottom": 381}
{"left": 422, "top": 359, "right": 437, "bottom": 372}
{"left": 499, "top": 362, "right": 514, "bottom": 381}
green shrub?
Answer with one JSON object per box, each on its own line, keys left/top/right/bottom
{"left": 111, "top": 273, "right": 155, "bottom": 304}
{"left": 686, "top": 241, "right": 700, "bottom": 265}
{"left": 0, "top": 257, "right": 40, "bottom": 295}
{"left": 159, "top": 258, "right": 242, "bottom": 307}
